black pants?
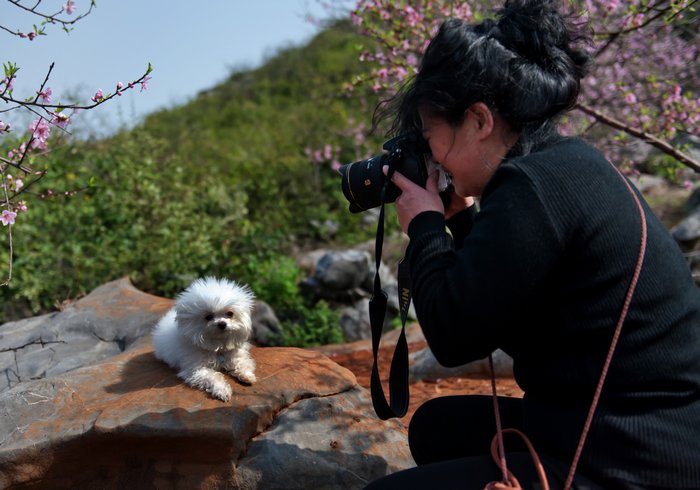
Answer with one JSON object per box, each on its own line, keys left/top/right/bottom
{"left": 365, "top": 395, "right": 604, "bottom": 490}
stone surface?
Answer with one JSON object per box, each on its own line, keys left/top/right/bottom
{"left": 0, "top": 341, "right": 413, "bottom": 489}
{"left": 409, "top": 347, "right": 514, "bottom": 381}
{"left": 0, "top": 277, "right": 173, "bottom": 393}
{"left": 0, "top": 278, "right": 289, "bottom": 394}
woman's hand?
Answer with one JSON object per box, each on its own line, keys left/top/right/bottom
{"left": 384, "top": 165, "right": 444, "bottom": 233}
{"left": 443, "top": 191, "right": 474, "bottom": 220}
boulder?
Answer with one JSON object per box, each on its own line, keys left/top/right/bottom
{"left": 0, "top": 278, "right": 288, "bottom": 394}
{"left": 409, "top": 347, "right": 514, "bottom": 381}
{"left": 0, "top": 277, "right": 172, "bottom": 393}
{"left": 0, "top": 343, "right": 413, "bottom": 489}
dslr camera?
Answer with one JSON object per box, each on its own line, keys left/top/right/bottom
{"left": 339, "top": 131, "right": 439, "bottom": 213}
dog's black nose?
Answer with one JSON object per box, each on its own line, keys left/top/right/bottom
{"left": 217, "top": 321, "right": 227, "bottom": 330}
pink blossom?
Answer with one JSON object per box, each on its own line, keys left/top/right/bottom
{"left": 51, "top": 112, "right": 71, "bottom": 129}
{"left": 376, "top": 67, "right": 389, "bottom": 79}
{"left": 625, "top": 93, "right": 637, "bottom": 104}
{"left": 406, "top": 53, "right": 418, "bottom": 68}
{"left": 1, "top": 210, "right": 17, "bottom": 226}
{"left": 140, "top": 75, "right": 152, "bottom": 92}
{"left": 38, "top": 87, "right": 52, "bottom": 103}
{"left": 16, "top": 202, "right": 27, "bottom": 213}
{"left": 14, "top": 179, "right": 23, "bottom": 191}
{"left": 28, "top": 118, "right": 50, "bottom": 150}
{"left": 27, "top": 32, "right": 37, "bottom": 41}
{"left": 394, "top": 66, "right": 408, "bottom": 80}
{"left": 1, "top": 76, "right": 14, "bottom": 91}
{"left": 7, "top": 143, "right": 26, "bottom": 160}
{"left": 64, "top": 0, "right": 75, "bottom": 15}
{"left": 91, "top": 89, "right": 104, "bottom": 102}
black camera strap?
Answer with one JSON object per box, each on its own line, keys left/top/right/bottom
{"left": 369, "top": 172, "right": 411, "bottom": 420}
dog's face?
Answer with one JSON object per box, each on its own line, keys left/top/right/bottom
{"left": 174, "top": 277, "right": 255, "bottom": 351}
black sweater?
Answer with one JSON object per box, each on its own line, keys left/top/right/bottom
{"left": 405, "top": 136, "right": 700, "bottom": 488}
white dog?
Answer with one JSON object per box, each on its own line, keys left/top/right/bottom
{"left": 152, "top": 276, "right": 257, "bottom": 401}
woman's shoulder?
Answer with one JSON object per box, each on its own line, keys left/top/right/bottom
{"left": 501, "top": 136, "right": 614, "bottom": 187}
{"left": 512, "top": 136, "right": 605, "bottom": 167}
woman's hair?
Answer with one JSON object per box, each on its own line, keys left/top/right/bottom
{"left": 375, "top": 0, "right": 591, "bottom": 155}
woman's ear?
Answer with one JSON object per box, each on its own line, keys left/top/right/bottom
{"left": 467, "top": 102, "right": 494, "bottom": 139}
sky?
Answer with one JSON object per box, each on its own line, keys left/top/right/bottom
{"left": 3, "top": 0, "right": 353, "bottom": 136}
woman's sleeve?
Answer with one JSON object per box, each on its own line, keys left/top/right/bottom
{"left": 446, "top": 204, "right": 479, "bottom": 248}
{"left": 405, "top": 165, "right": 565, "bottom": 366}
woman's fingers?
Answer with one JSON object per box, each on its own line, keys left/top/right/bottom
{"left": 383, "top": 165, "right": 439, "bottom": 193}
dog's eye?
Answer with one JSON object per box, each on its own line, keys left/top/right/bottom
{"left": 226, "top": 311, "right": 234, "bottom": 318}
{"left": 205, "top": 314, "right": 214, "bottom": 321}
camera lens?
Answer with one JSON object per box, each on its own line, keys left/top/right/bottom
{"left": 339, "top": 154, "right": 391, "bottom": 213}
{"left": 338, "top": 132, "right": 431, "bottom": 214}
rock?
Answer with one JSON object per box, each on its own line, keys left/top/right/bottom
{"left": 315, "top": 250, "right": 371, "bottom": 291}
{"left": 251, "top": 300, "right": 282, "bottom": 346}
{"left": 671, "top": 207, "right": 700, "bottom": 244}
{"left": 0, "top": 277, "right": 172, "bottom": 393}
{"left": 234, "top": 388, "right": 411, "bottom": 489}
{"left": 0, "top": 343, "right": 413, "bottom": 489}
{"left": 339, "top": 298, "right": 373, "bottom": 342}
{"left": 629, "top": 173, "right": 667, "bottom": 193}
{"left": 409, "top": 347, "right": 514, "bottom": 381}
{"left": 0, "top": 278, "right": 291, "bottom": 392}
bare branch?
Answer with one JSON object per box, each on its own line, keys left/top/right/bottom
{"left": 1, "top": 171, "right": 14, "bottom": 285}
{"left": 575, "top": 102, "right": 700, "bottom": 173}
{"left": 5, "top": 0, "right": 96, "bottom": 31}
{"left": 0, "top": 65, "right": 153, "bottom": 112}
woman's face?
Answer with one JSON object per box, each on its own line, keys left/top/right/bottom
{"left": 419, "top": 109, "right": 497, "bottom": 198}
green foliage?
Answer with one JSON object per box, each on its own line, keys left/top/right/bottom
{"left": 645, "top": 153, "right": 687, "bottom": 184}
{"left": 237, "top": 253, "right": 343, "bottom": 347}
{"left": 0, "top": 20, "right": 382, "bottom": 345}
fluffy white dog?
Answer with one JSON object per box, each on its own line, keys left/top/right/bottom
{"left": 152, "top": 276, "right": 257, "bottom": 402}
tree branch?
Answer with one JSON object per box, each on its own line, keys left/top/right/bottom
{"left": 593, "top": 0, "right": 698, "bottom": 58}
{"left": 575, "top": 102, "right": 700, "bottom": 173}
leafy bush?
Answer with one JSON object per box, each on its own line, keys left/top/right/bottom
{"left": 237, "top": 253, "right": 343, "bottom": 347}
{"left": 1, "top": 21, "right": 381, "bottom": 347}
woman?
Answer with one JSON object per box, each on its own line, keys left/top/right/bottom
{"left": 365, "top": 0, "right": 700, "bottom": 489}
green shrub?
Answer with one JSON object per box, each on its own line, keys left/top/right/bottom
{"left": 236, "top": 253, "right": 343, "bottom": 347}
{"left": 0, "top": 20, "right": 384, "bottom": 337}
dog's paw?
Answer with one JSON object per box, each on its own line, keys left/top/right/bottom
{"left": 234, "top": 370, "right": 257, "bottom": 385}
{"left": 210, "top": 380, "right": 233, "bottom": 402}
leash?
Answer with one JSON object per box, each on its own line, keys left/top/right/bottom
{"left": 486, "top": 162, "right": 648, "bottom": 489}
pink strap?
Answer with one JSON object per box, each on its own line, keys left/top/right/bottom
{"left": 486, "top": 162, "right": 648, "bottom": 490}
{"left": 563, "top": 163, "right": 648, "bottom": 488}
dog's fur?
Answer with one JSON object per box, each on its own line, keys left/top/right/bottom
{"left": 152, "top": 277, "right": 256, "bottom": 401}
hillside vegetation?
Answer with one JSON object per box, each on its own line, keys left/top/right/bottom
{"left": 0, "top": 20, "right": 392, "bottom": 345}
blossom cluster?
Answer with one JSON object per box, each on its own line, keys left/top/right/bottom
{"left": 1, "top": 2, "right": 152, "bottom": 233}
{"left": 340, "top": 0, "right": 699, "bottom": 180}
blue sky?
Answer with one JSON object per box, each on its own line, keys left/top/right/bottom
{"left": 3, "top": 1, "right": 352, "bottom": 135}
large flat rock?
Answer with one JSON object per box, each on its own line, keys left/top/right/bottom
{"left": 0, "top": 341, "right": 413, "bottom": 489}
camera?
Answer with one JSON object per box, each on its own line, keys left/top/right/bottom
{"left": 338, "top": 131, "right": 433, "bottom": 213}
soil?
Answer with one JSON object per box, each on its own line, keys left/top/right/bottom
{"left": 321, "top": 339, "right": 524, "bottom": 421}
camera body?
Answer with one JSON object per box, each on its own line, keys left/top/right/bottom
{"left": 339, "top": 132, "right": 432, "bottom": 214}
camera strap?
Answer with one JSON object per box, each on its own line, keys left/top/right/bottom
{"left": 368, "top": 181, "right": 410, "bottom": 420}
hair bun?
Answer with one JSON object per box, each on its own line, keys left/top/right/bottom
{"left": 495, "top": 0, "right": 589, "bottom": 76}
